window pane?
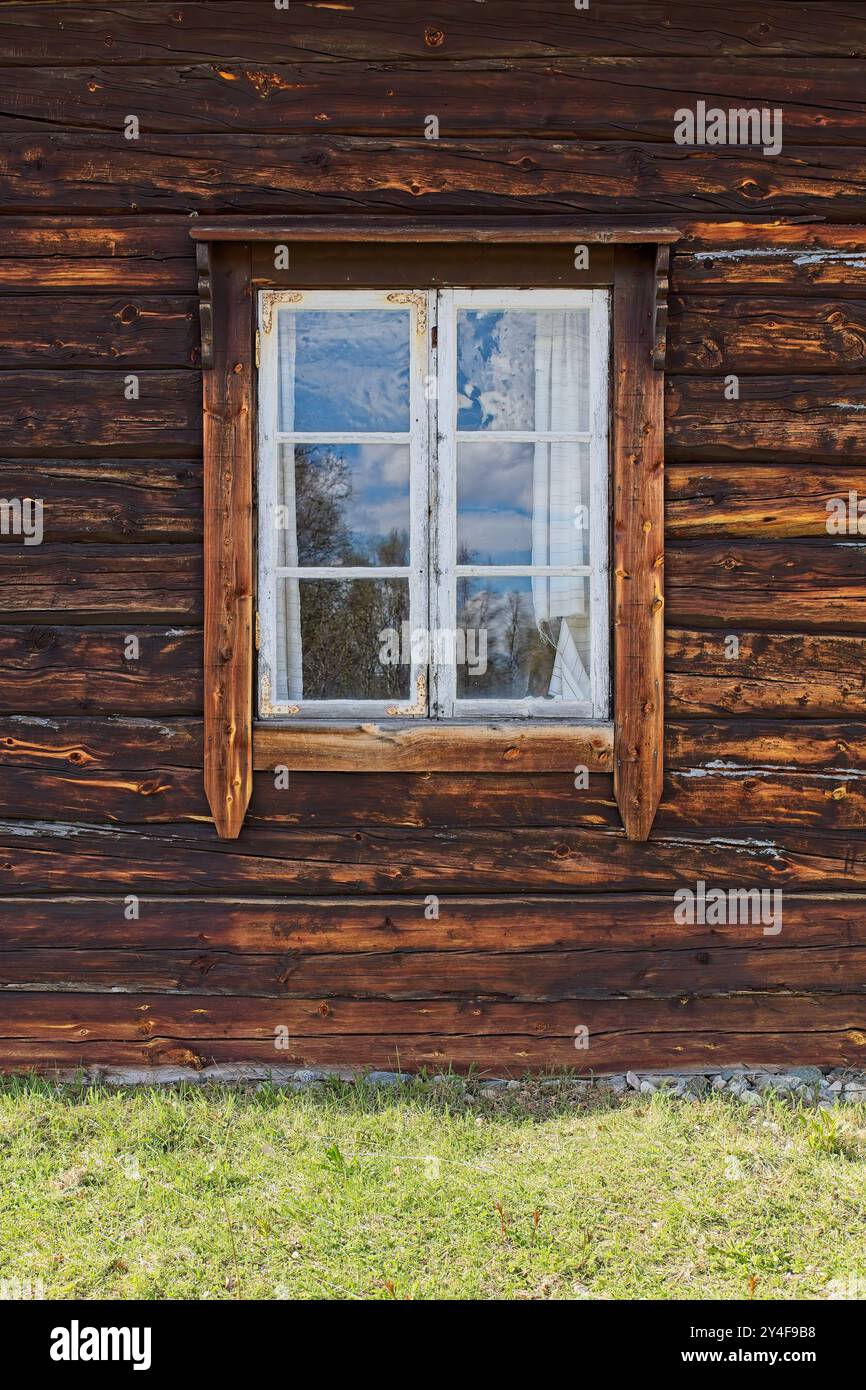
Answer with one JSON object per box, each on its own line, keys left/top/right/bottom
{"left": 276, "top": 577, "right": 410, "bottom": 703}
{"left": 456, "top": 308, "right": 590, "bottom": 432}
{"left": 455, "top": 575, "right": 592, "bottom": 702}
{"left": 457, "top": 441, "right": 590, "bottom": 567}
{"left": 278, "top": 308, "right": 411, "bottom": 432}
{"left": 276, "top": 443, "right": 410, "bottom": 568}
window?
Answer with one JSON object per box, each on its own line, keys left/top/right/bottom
{"left": 257, "top": 287, "right": 610, "bottom": 721}
{"left": 194, "top": 225, "right": 673, "bottom": 840}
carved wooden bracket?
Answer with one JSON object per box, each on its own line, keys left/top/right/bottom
{"left": 652, "top": 243, "right": 670, "bottom": 371}
{"left": 196, "top": 242, "right": 214, "bottom": 369}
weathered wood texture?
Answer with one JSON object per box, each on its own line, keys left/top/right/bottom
{"left": 3, "top": 59, "right": 863, "bottom": 141}
{"left": 202, "top": 243, "right": 253, "bottom": 838}
{"left": 5, "top": 135, "right": 866, "bottom": 221}
{"left": 0, "top": 628, "right": 201, "bottom": 714}
{"left": 1, "top": 4, "right": 863, "bottom": 62}
{"left": 0, "top": 462, "right": 201, "bottom": 541}
{"left": 2, "top": 3, "right": 866, "bottom": 1070}
{"left": 666, "top": 466, "right": 866, "bottom": 539}
{"left": 612, "top": 246, "right": 664, "bottom": 840}
{"left": 0, "top": 296, "right": 198, "bottom": 367}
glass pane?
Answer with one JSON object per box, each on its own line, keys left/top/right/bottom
{"left": 276, "top": 578, "right": 410, "bottom": 703}
{"left": 278, "top": 308, "right": 411, "bottom": 432}
{"left": 457, "top": 441, "right": 590, "bottom": 567}
{"left": 276, "top": 443, "right": 410, "bottom": 568}
{"left": 456, "top": 307, "right": 589, "bottom": 432}
{"left": 455, "top": 575, "right": 592, "bottom": 702}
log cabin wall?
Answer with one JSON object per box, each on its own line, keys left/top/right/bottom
{"left": 1, "top": 0, "right": 866, "bottom": 1074}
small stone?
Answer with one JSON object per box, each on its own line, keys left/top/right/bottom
{"left": 712, "top": 1074, "right": 727, "bottom": 1091}
{"left": 292, "top": 1069, "right": 325, "bottom": 1085}
{"left": 506, "top": 1079, "right": 521, "bottom": 1091}
{"left": 365, "top": 1071, "right": 407, "bottom": 1086}
{"left": 828, "top": 1080, "right": 844, "bottom": 1093}
{"left": 479, "top": 1078, "right": 509, "bottom": 1089}
{"left": 789, "top": 1067, "right": 825, "bottom": 1085}
{"left": 843, "top": 1085, "right": 866, "bottom": 1103}
{"left": 681, "top": 1076, "right": 710, "bottom": 1098}
{"left": 736, "top": 1089, "right": 761, "bottom": 1108}
{"left": 605, "top": 1074, "right": 628, "bottom": 1095}
{"left": 625, "top": 1071, "right": 641, "bottom": 1091}
{"left": 639, "top": 1080, "right": 657, "bottom": 1095}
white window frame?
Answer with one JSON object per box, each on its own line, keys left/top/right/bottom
{"left": 257, "top": 288, "right": 430, "bottom": 719}
{"left": 433, "top": 287, "right": 609, "bottom": 720}
{"left": 257, "top": 286, "right": 610, "bottom": 722}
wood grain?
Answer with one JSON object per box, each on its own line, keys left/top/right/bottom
{"left": 202, "top": 243, "right": 253, "bottom": 838}
{"left": 0, "top": 220, "right": 196, "bottom": 291}
{"left": 0, "top": 460, "right": 201, "bottom": 542}
{"left": 3, "top": 994, "right": 866, "bottom": 1074}
{"left": 666, "top": 376, "right": 866, "bottom": 461}
{"left": 666, "top": 465, "right": 866, "bottom": 539}
{"left": 0, "top": 3, "right": 862, "bottom": 63}
{"left": 668, "top": 296, "right": 866, "bottom": 374}
{"left": 612, "top": 246, "right": 664, "bottom": 840}
{"left": 666, "top": 629, "right": 866, "bottom": 717}
{"left": 0, "top": 626, "right": 201, "bottom": 714}
{"left": 253, "top": 722, "right": 613, "bottom": 774}
{"left": 0, "top": 370, "right": 200, "bottom": 456}
{"left": 0, "top": 295, "right": 199, "bottom": 368}
{"left": 3, "top": 135, "right": 866, "bottom": 220}
{"left": 0, "top": 821, "right": 859, "bottom": 893}
{"left": 1, "top": 59, "right": 864, "bottom": 142}
{"left": 666, "top": 541, "right": 866, "bottom": 632}
{"left": 0, "top": 544, "right": 201, "bottom": 621}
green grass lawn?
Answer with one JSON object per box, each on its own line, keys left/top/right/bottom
{"left": 1, "top": 1075, "right": 865, "bottom": 1301}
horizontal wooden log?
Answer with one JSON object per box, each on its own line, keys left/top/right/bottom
{"left": 660, "top": 772, "right": 866, "bottom": 833}
{"left": 673, "top": 223, "right": 866, "bottom": 294}
{"left": 2, "top": 994, "right": 866, "bottom": 1074}
{"left": 0, "top": 820, "right": 862, "bottom": 893}
{"left": 0, "top": 295, "right": 198, "bottom": 367}
{"left": 253, "top": 721, "right": 613, "bottom": 773}
{"left": 0, "top": 764, "right": 616, "bottom": 829}
{"left": 6, "top": 715, "right": 863, "bottom": 777}
{"left": 9, "top": 626, "right": 853, "bottom": 724}
{"left": 0, "top": 626, "right": 201, "bottom": 714}
{"left": 666, "top": 629, "right": 866, "bottom": 717}
{"left": 666, "top": 720, "right": 866, "bottom": 772}
{"left": 0, "top": 371, "right": 200, "bottom": 456}
{"left": 3, "top": 135, "right": 866, "bottom": 220}
{"left": 0, "top": 544, "right": 202, "bottom": 620}
{"left": 0, "top": 461, "right": 202, "bottom": 542}
{"left": 3, "top": 941, "right": 865, "bottom": 998}
{"left": 0, "top": 220, "right": 196, "bottom": 291}
{"left": 668, "top": 297, "right": 866, "bottom": 373}
{"left": 666, "top": 465, "right": 866, "bottom": 539}
{"left": 1, "top": 4, "right": 862, "bottom": 63}
{"left": 667, "top": 541, "right": 866, "bottom": 631}
{"left": 3, "top": 716, "right": 866, "bottom": 832}
{"left": 0, "top": 893, "right": 862, "bottom": 953}
{"left": 666, "top": 376, "right": 866, "bottom": 461}
{"left": 2, "top": 58, "right": 865, "bottom": 142}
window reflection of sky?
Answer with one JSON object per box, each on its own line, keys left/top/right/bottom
{"left": 279, "top": 310, "right": 411, "bottom": 432}
{"left": 457, "top": 310, "right": 537, "bottom": 431}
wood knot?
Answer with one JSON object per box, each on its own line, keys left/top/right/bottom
{"left": 424, "top": 26, "right": 445, "bottom": 46}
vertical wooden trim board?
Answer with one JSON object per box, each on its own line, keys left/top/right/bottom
{"left": 612, "top": 247, "right": 665, "bottom": 841}
{"left": 203, "top": 244, "right": 254, "bottom": 839}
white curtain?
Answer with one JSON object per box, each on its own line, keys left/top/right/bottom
{"left": 276, "top": 313, "right": 303, "bottom": 701}
{"left": 531, "top": 310, "right": 591, "bottom": 703}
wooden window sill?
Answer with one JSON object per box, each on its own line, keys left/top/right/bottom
{"left": 253, "top": 721, "right": 613, "bottom": 773}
